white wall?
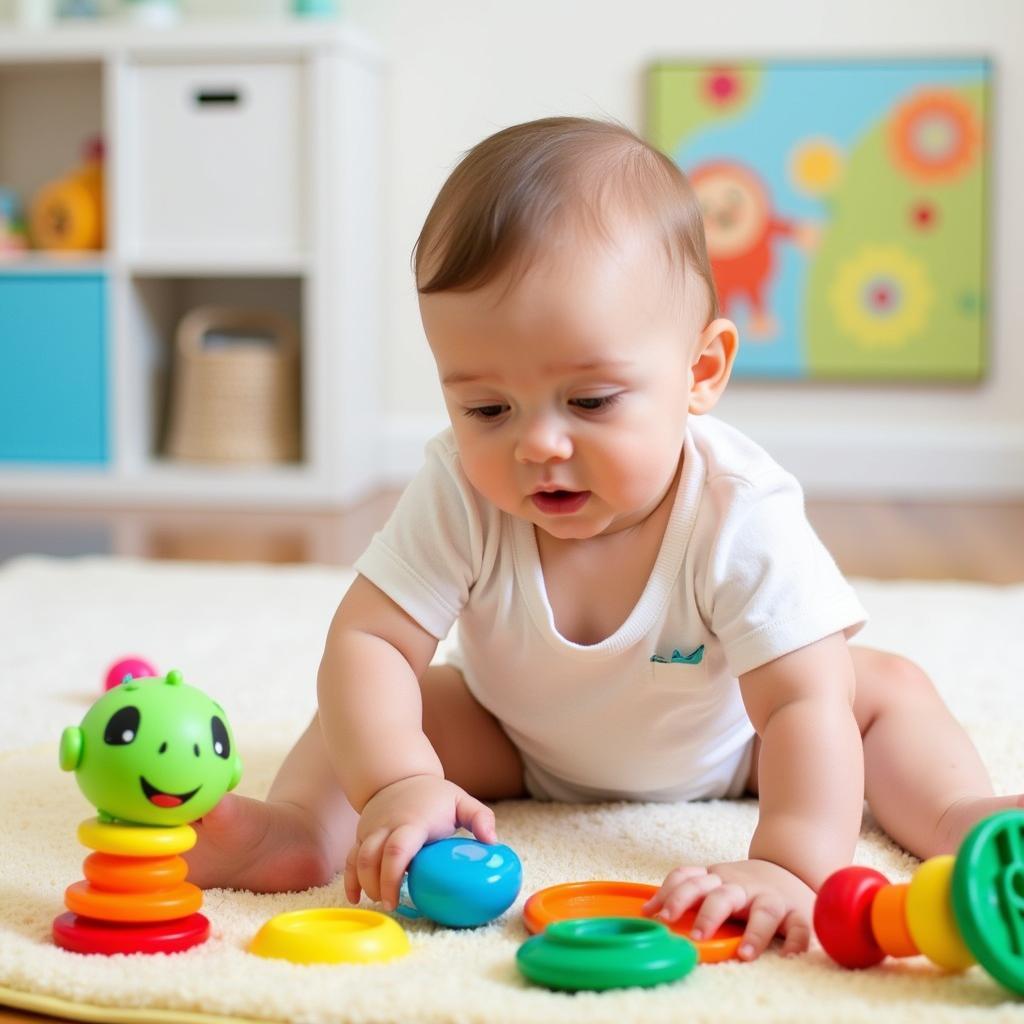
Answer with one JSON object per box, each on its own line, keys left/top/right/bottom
{"left": 7, "top": 0, "right": 1024, "bottom": 497}
{"left": 336, "top": 0, "right": 1024, "bottom": 498}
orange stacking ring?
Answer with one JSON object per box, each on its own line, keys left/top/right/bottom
{"left": 870, "top": 883, "right": 918, "bottom": 958}
{"left": 64, "top": 880, "right": 202, "bottom": 923}
{"left": 83, "top": 853, "right": 189, "bottom": 893}
{"left": 522, "top": 881, "right": 745, "bottom": 964}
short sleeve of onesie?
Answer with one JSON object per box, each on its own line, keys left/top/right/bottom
{"left": 701, "top": 468, "right": 867, "bottom": 678}
{"left": 353, "top": 432, "right": 483, "bottom": 640}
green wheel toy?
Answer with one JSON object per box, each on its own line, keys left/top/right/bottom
{"left": 516, "top": 917, "right": 698, "bottom": 992}
{"left": 952, "top": 809, "right": 1024, "bottom": 996}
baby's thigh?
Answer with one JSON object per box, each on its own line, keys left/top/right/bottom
{"left": 419, "top": 664, "right": 527, "bottom": 801}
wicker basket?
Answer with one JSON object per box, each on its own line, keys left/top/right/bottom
{"left": 164, "top": 306, "right": 301, "bottom": 464}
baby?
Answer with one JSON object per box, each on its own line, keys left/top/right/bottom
{"left": 188, "top": 117, "right": 1022, "bottom": 960}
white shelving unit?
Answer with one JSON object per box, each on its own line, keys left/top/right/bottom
{"left": 0, "top": 21, "right": 384, "bottom": 507}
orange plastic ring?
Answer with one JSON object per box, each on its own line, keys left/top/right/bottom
{"left": 83, "top": 853, "right": 189, "bottom": 893}
{"left": 523, "top": 880, "right": 745, "bottom": 964}
{"left": 870, "top": 883, "right": 918, "bottom": 958}
{"left": 64, "top": 880, "right": 202, "bottom": 923}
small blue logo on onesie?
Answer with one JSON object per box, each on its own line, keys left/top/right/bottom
{"left": 650, "top": 646, "right": 704, "bottom": 665}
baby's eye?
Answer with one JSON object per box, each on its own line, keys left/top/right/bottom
{"left": 463, "top": 404, "right": 508, "bottom": 420}
{"left": 570, "top": 394, "right": 621, "bottom": 413}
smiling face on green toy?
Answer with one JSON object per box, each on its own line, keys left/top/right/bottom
{"left": 59, "top": 670, "right": 242, "bottom": 826}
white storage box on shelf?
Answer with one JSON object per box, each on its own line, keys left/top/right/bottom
{"left": 0, "top": 22, "right": 383, "bottom": 508}
{"left": 128, "top": 60, "right": 306, "bottom": 260}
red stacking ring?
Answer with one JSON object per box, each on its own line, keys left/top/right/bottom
{"left": 52, "top": 912, "right": 210, "bottom": 955}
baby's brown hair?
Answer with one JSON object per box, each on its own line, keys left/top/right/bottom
{"left": 413, "top": 116, "right": 719, "bottom": 324}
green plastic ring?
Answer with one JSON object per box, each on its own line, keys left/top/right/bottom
{"left": 516, "top": 916, "right": 698, "bottom": 992}
{"left": 952, "top": 809, "right": 1024, "bottom": 995}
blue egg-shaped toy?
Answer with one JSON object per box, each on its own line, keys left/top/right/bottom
{"left": 398, "top": 837, "right": 522, "bottom": 928}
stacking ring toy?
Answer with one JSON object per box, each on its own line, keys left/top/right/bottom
{"left": 54, "top": 670, "right": 242, "bottom": 957}
{"left": 83, "top": 853, "right": 189, "bottom": 893}
{"left": 952, "top": 809, "right": 1024, "bottom": 994}
{"left": 64, "top": 880, "right": 202, "bottom": 922}
{"left": 53, "top": 912, "right": 210, "bottom": 956}
{"left": 814, "top": 809, "right": 1024, "bottom": 995}
{"left": 77, "top": 818, "right": 196, "bottom": 857}
{"left": 517, "top": 917, "right": 698, "bottom": 991}
{"left": 523, "top": 880, "right": 745, "bottom": 963}
{"left": 249, "top": 909, "right": 410, "bottom": 965}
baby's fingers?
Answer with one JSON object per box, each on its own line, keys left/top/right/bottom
{"left": 779, "top": 909, "right": 812, "bottom": 957}
{"left": 735, "top": 893, "right": 786, "bottom": 961}
{"left": 379, "top": 823, "right": 428, "bottom": 911}
{"left": 343, "top": 843, "right": 362, "bottom": 905}
{"left": 642, "top": 867, "right": 709, "bottom": 917}
{"left": 455, "top": 793, "right": 497, "bottom": 844}
{"left": 691, "top": 884, "right": 747, "bottom": 943}
{"left": 355, "top": 828, "right": 388, "bottom": 904}
{"left": 650, "top": 873, "right": 722, "bottom": 923}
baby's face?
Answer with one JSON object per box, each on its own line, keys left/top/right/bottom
{"left": 420, "top": 227, "right": 702, "bottom": 541}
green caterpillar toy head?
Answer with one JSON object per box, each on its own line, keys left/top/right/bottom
{"left": 59, "top": 670, "right": 242, "bottom": 826}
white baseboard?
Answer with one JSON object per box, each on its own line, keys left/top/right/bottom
{"left": 380, "top": 415, "right": 1024, "bottom": 500}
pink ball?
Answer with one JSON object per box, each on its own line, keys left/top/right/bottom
{"left": 104, "top": 656, "right": 159, "bottom": 691}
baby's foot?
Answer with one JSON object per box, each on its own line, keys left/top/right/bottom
{"left": 184, "top": 793, "right": 337, "bottom": 893}
{"left": 933, "top": 794, "right": 1024, "bottom": 854}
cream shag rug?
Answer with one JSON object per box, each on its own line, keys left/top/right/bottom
{"left": 1, "top": 556, "right": 1023, "bottom": 1024}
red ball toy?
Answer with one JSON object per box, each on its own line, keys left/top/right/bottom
{"left": 103, "top": 656, "right": 158, "bottom": 691}
{"left": 813, "top": 866, "right": 889, "bottom": 969}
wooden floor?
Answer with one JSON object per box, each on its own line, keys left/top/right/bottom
{"left": 0, "top": 495, "right": 1022, "bottom": 1024}
{"left": 1, "top": 494, "right": 1023, "bottom": 582}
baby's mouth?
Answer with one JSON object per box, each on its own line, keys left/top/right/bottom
{"left": 531, "top": 490, "right": 591, "bottom": 515}
{"left": 140, "top": 776, "right": 201, "bottom": 808}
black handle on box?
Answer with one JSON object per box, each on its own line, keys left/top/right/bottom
{"left": 194, "top": 89, "right": 242, "bottom": 107}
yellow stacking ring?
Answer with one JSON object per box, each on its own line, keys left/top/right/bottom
{"left": 65, "top": 880, "right": 203, "bottom": 922}
{"left": 905, "top": 856, "right": 976, "bottom": 971}
{"left": 249, "top": 909, "right": 410, "bottom": 965}
{"left": 77, "top": 817, "right": 197, "bottom": 857}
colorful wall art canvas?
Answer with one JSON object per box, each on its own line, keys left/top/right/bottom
{"left": 647, "top": 59, "right": 990, "bottom": 380}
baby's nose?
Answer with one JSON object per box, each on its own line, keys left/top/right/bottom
{"left": 514, "top": 414, "right": 572, "bottom": 463}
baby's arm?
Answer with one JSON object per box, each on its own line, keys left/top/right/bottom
{"left": 318, "top": 575, "right": 444, "bottom": 807}
{"left": 644, "top": 631, "right": 861, "bottom": 959}
{"left": 741, "top": 630, "right": 863, "bottom": 887}
{"left": 317, "top": 575, "right": 497, "bottom": 907}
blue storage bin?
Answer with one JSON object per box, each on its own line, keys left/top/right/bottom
{"left": 0, "top": 273, "right": 108, "bottom": 464}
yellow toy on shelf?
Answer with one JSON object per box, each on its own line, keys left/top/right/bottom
{"left": 29, "top": 137, "right": 104, "bottom": 251}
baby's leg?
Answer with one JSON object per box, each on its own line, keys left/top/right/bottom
{"left": 184, "top": 714, "right": 355, "bottom": 892}
{"left": 849, "top": 646, "right": 1022, "bottom": 858}
{"left": 185, "top": 665, "right": 526, "bottom": 892}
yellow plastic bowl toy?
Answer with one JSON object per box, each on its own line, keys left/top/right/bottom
{"left": 249, "top": 908, "right": 410, "bottom": 965}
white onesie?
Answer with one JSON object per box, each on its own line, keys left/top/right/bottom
{"left": 353, "top": 415, "right": 867, "bottom": 804}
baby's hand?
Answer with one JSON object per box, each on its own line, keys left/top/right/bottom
{"left": 344, "top": 774, "right": 497, "bottom": 911}
{"left": 642, "top": 859, "right": 814, "bottom": 961}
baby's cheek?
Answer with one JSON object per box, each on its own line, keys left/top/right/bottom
{"left": 460, "top": 445, "right": 517, "bottom": 508}
{"left": 607, "top": 445, "right": 676, "bottom": 506}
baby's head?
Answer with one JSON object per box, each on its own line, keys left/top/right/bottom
{"left": 414, "top": 116, "right": 738, "bottom": 540}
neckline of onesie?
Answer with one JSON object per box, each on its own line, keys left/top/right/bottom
{"left": 510, "top": 428, "right": 705, "bottom": 659}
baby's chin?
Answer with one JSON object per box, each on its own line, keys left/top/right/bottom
{"left": 525, "top": 504, "right": 616, "bottom": 542}
{"left": 534, "top": 520, "right": 604, "bottom": 542}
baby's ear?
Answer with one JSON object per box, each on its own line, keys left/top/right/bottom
{"left": 688, "top": 318, "right": 738, "bottom": 415}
